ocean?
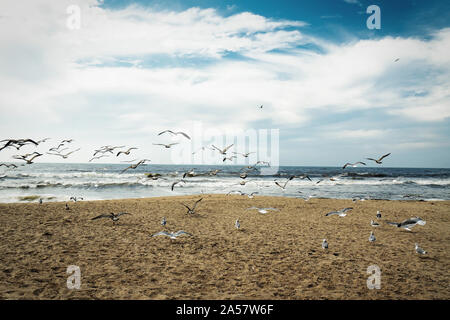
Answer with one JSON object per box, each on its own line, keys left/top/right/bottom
{"left": 0, "top": 163, "right": 449, "bottom": 203}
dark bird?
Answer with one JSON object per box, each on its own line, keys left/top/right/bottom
{"left": 116, "top": 147, "right": 138, "bottom": 157}
{"left": 181, "top": 198, "right": 203, "bottom": 214}
{"left": 171, "top": 179, "right": 186, "bottom": 191}
{"left": 91, "top": 212, "right": 131, "bottom": 222}
{"left": 0, "top": 139, "right": 38, "bottom": 151}
{"left": 0, "top": 163, "right": 17, "bottom": 169}
{"left": 366, "top": 153, "right": 391, "bottom": 164}
{"left": 274, "top": 176, "right": 295, "bottom": 190}
{"left": 13, "top": 152, "right": 43, "bottom": 164}
{"left": 158, "top": 130, "right": 191, "bottom": 140}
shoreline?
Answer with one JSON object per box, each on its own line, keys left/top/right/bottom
{"left": 0, "top": 195, "right": 449, "bottom": 299}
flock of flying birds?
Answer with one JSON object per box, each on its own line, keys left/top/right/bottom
{"left": 0, "top": 136, "right": 428, "bottom": 255}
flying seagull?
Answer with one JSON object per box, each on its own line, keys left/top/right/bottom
{"left": 91, "top": 212, "right": 131, "bottom": 222}
{"left": 47, "top": 148, "right": 80, "bottom": 159}
{"left": 342, "top": 161, "right": 366, "bottom": 169}
{"left": 274, "top": 176, "right": 295, "bottom": 190}
{"left": 158, "top": 130, "right": 191, "bottom": 140}
{"left": 223, "top": 155, "right": 237, "bottom": 162}
{"left": 385, "top": 217, "right": 426, "bottom": 231}
{"left": 152, "top": 230, "right": 192, "bottom": 239}
{"left": 247, "top": 207, "right": 279, "bottom": 214}
{"left": 366, "top": 153, "right": 391, "bottom": 164}
{"left": 0, "top": 139, "right": 38, "bottom": 151}
{"left": 70, "top": 197, "right": 83, "bottom": 202}
{"left": 325, "top": 207, "right": 353, "bottom": 217}
{"left": 233, "top": 152, "right": 255, "bottom": 158}
{"left": 394, "top": 58, "right": 400, "bottom": 62}
{"left": 171, "top": 179, "right": 186, "bottom": 191}
{"left": 0, "top": 163, "right": 18, "bottom": 169}
{"left": 369, "top": 231, "right": 376, "bottom": 242}
{"left": 181, "top": 198, "right": 203, "bottom": 214}
{"left": 212, "top": 144, "right": 234, "bottom": 155}
{"left": 116, "top": 147, "right": 138, "bottom": 157}
{"left": 322, "top": 239, "right": 328, "bottom": 249}
{"left": 13, "top": 152, "right": 43, "bottom": 164}
{"left": 415, "top": 243, "right": 427, "bottom": 255}
{"left": 89, "top": 154, "right": 109, "bottom": 162}
{"left": 153, "top": 143, "right": 179, "bottom": 149}
{"left": 120, "top": 159, "right": 150, "bottom": 174}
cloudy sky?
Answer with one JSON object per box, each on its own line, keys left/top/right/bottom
{"left": 0, "top": 0, "right": 449, "bottom": 167}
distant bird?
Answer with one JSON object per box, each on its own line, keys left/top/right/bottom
{"left": 295, "top": 174, "right": 312, "bottom": 181}
{"left": 171, "top": 179, "right": 186, "bottom": 191}
{"left": 152, "top": 230, "right": 192, "bottom": 239}
{"left": 0, "top": 163, "right": 17, "bottom": 169}
{"left": 247, "top": 207, "right": 279, "bottom": 214}
{"left": 47, "top": 148, "right": 80, "bottom": 159}
{"left": 259, "top": 105, "right": 263, "bottom": 109}
{"left": 89, "top": 154, "right": 109, "bottom": 162}
{"left": 240, "top": 172, "right": 248, "bottom": 179}
{"left": 322, "top": 239, "right": 328, "bottom": 249}
{"left": 158, "top": 130, "right": 191, "bottom": 140}
{"left": 65, "top": 203, "right": 70, "bottom": 210}
{"left": 227, "top": 190, "right": 244, "bottom": 196}
{"left": 366, "top": 153, "right": 391, "bottom": 164}
{"left": 61, "top": 139, "right": 74, "bottom": 144}
{"left": 274, "top": 176, "right": 295, "bottom": 190}
{"left": 233, "top": 152, "right": 255, "bottom": 158}
{"left": 223, "top": 155, "right": 237, "bottom": 162}
{"left": 39, "top": 198, "right": 43, "bottom": 204}
{"left": 235, "top": 219, "right": 240, "bottom": 229}
{"left": 342, "top": 161, "right": 366, "bottom": 169}
{"left": 208, "top": 169, "right": 221, "bottom": 176}
{"left": 70, "top": 197, "right": 83, "bottom": 202}
{"left": 91, "top": 212, "right": 130, "bottom": 222}
{"left": 385, "top": 217, "right": 426, "bottom": 231}
{"left": 415, "top": 243, "right": 427, "bottom": 255}
{"left": 325, "top": 207, "right": 353, "bottom": 217}
{"left": 370, "top": 220, "right": 380, "bottom": 227}
{"left": 182, "top": 168, "right": 196, "bottom": 178}
{"left": 394, "top": 58, "right": 400, "bottom": 62}
{"left": 93, "top": 145, "right": 125, "bottom": 156}
{"left": 369, "top": 231, "right": 376, "bottom": 242}
{"left": 153, "top": 143, "right": 179, "bottom": 149}
{"left": 49, "top": 147, "right": 69, "bottom": 153}
{"left": 255, "top": 161, "right": 270, "bottom": 166}
{"left": 212, "top": 144, "right": 234, "bottom": 155}
{"left": 13, "top": 152, "right": 43, "bottom": 164}
{"left": 120, "top": 159, "right": 150, "bottom": 174}
{"left": 0, "top": 139, "right": 38, "bottom": 151}
{"left": 36, "top": 138, "right": 51, "bottom": 144}
{"left": 181, "top": 198, "right": 203, "bottom": 214}
{"left": 376, "top": 211, "right": 382, "bottom": 219}
{"left": 161, "top": 217, "right": 166, "bottom": 227}
{"left": 116, "top": 147, "right": 138, "bottom": 157}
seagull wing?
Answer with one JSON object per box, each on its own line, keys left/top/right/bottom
{"left": 117, "top": 212, "right": 130, "bottom": 217}
{"left": 152, "top": 231, "right": 172, "bottom": 237}
{"left": 193, "top": 198, "right": 203, "bottom": 210}
{"left": 174, "top": 230, "right": 192, "bottom": 237}
{"left": 223, "top": 144, "right": 234, "bottom": 153}
{"left": 91, "top": 213, "right": 113, "bottom": 220}
{"left": 379, "top": 153, "right": 391, "bottom": 161}
{"left": 176, "top": 132, "right": 191, "bottom": 140}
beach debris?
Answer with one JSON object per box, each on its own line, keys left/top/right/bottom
{"left": 366, "top": 153, "right": 391, "bottom": 164}
{"left": 325, "top": 207, "right": 353, "bottom": 217}
{"left": 274, "top": 176, "right": 295, "bottom": 190}
{"left": 181, "top": 198, "right": 203, "bottom": 214}
{"left": 152, "top": 230, "right": 192, "bottom": 239}
{"left": 385, "top": 217, "right": 426, "bottom": 231}
{"left": 91, "top": 212, "right": 130, "bottom": 222}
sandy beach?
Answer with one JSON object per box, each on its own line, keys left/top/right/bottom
{"left": 0, "top": 195, "right": 448, "bottom": 300}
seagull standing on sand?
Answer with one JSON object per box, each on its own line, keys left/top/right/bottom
{"left": 415, "top": 243, "right": 427, "bottom": 255}
{"left": 322, "top": 239, "right": 328, "bottom": 249}
{"left": 325, "top": 207, "right": 353, "bottom": 217}
{"left": 376, "top": 211, "right": 382, "bottom": 219}
{"left": 235, "top": 219, "right": 240, "bottom": 230}
{"left": 161, "top": 217, "right": 166, "bottom": 227}
{"left": 371, "top": 220, "right": 380, "bottom": 227}
{"left": 152, "top": 230, "right": 192, "bottom": 239}
{"left": 369, "top": 231, "right": 376, "bottom": 242}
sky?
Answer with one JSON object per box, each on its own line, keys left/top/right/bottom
{"left": 0, "top": 0, "right": 449, "bottom": 167}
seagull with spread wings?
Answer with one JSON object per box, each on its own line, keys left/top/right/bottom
{"left": 325, "top": 207, "right": 353, "bottom": 217}
{"left": 158, "top": 130, "right": 191, "bottom": 140}
{"left": 91, "top": 212, "right": 130, "bottom": 222}
{"left": 366, "top": 153, "right": 391, "bottom": 164}
{"left": 181, "top": 198, "right": 203, "bottom": 214}
{"left": 47, "top": 148, "right": 80, "bottom": 159}
{"left": 342, "top": 161, "right": 366, "bottom": 169}
{"left": 153, "top": 143, "right": 179, "bottom": 149}
{"left": 212, "top": 144, "right": 234, "bottom": 155}
{"left": 116, "top": 147, "right": 138, "bottom": 157}
{"left": 152, "top": 230, "right": 193, "bottom": 239}
{"left": 120, "top": 159, "right": 150, "bottom": 174}
{"left": 274, "top": 176, "right": 295, "bottom": 190}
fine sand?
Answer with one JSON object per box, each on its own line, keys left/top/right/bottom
{"left": 0, "top": 195, "right": 449, "bottom": 300}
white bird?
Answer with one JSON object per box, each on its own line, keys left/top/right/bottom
{"left": 385, "top": 217, "right": 426, "bottom": 231}
{"left": 47, "top": 148, "right": 80, "bottom": 159}
{"left": 158, "top": 130, "right": 191, "bottom": 140}
{"left": 322, "top": 239, "right": 328, "bottom": 249}
{"left": 376, "top": 211, "right": 382, "bottom": 219}
{"left": 152, "top": 230, "right": 192, "bottom": 239}
{"left": 247, "top": 207, "right": 279, "bottom": 214}
{"left": 366, "top": 153, "right": 391, "bottom": 164}
{"left": 171, "top": 179, "right": 186, "bottom": 191}
{"left": 415, "top": 243, "right": 427, "bottom": 255}
{"left": 369, "top": 231, "right": 376, "bottom": 242}
{"left": 233, "top": 152, "right": 255, "bottom": 158}
{"left": 212, "top": 144, "right": 234, "bottom": 155}
{"left": 325, "top": 207, "right": 353, "bottom": 217}
{"left": 370, "top": 220, "right": 380, "bottom": 227}
{"left": 235, "top": 219, "right": 240, "bottom": 229}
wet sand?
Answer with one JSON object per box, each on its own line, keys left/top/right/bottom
{"left": 0, "top": 195, "right": 449, "bottom": 299}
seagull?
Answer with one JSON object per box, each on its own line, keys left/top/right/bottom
{"left": 61, "top": 139, "right": 74, "bottom": 144}
{"left": 0, "top": 139, "right": 38, "bottom": 151}
{"left": 70, "top": 197, "right": 83, "bottom": 202}
{"left": 116, "top": 147, "right": 138, "bottom": 157}
{"left": 181, "top": 198, "right": 203, "bottom": 214}
{"left": 233, "top": 152, "right": 255, "bottom": 158}
{"left": 91, "top": 212, "right": 131, "bottom": 222}
{"left": 369, "top": 231, "right": 376, "bottom": 242}
{"left": 366, "top": 153, "right": 391, "bottom": 164}
{"left": 93, "top": 145, "right": 125, "bottom": 156}
{"left": 235, "top": 219, "right": 240, "bottom": 229}
{"left": 120, "top": 159, "right": 150, "bottom": 174}
{"left": 255, "top": 161, "right": 270, "bottom": 166}
{"left": 415, "top": 243, "right": 427, "bottom": 255}
{"left": 13, "top": 152, "right": 43, "bottom": 164}
{"left": 325, "top": 207, "right": 353, "bottom": 217}
{"left": 36, "top": 138, "right": 51, "bottom": 144}
{"left": 274, "top": 176, "right": 295, "bottom": 190}
{"left": 385, "top": 217, "right": 426, "bottom": 231}
{"left": 182, "top": 168, "right": 196, "bottom": 178}
{"left": 208, "top": 169, "right": 221, "bottom": 176}
{"left": 240, "top": 172, "right": 248, "bottom": 179}
{"left": 161, "top": 217, "right": 166, "bottom": 226}
{"left": 227, "top": 190, "right": 244, "bottom": 196}
{"left": 394, "top": 58, "right": 400, "bottom": 62}
{"left": 49, "top": 147, "right": 69, "bottom": 153}
{"left": 322, "top": 239, "right": 328, "bottom": 249}
{"left": 342, "top": 161, "right": 366, "bottom": 169}
{"left": 223, "top": 155, "right": 237, "bottom": 162}
{"left": 47, "top": 148, "right": 80, "bottom": 159}
{"left": 259, "top": 105, "right": 263, "bottom": 109}
{"left": 158, "top": 130, "right": 191, "bottom": 140}
{"left": 376, "top": 211, "right": 382, "bottom": 219}
{"left": 247, "top": 207, "right": 279, "bottom": 214}
{"left": 212, "top": 144, "right": 234, "bottom": 155}
{"left": 152, "top": 230, "right": 192, "bottom": 239}
{"left": 370, "top": 220, "right": 380, "bottom": 227}
{"left": 0, "top": 163, "right": 18, "bottom": 169}
{"left": 89, "top": 154, "right": 109, "bottom": 162}
{"left": 171, "top": 179, "right": 186, "bottom": 191}
{"left": 153, "top": 143, "right": 179, "bottom": 149}
{"left": 65, "top": 203, "right": 70, "bottom": 210}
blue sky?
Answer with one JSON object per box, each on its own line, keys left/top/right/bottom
{"left": 0, "top": 0, "right": 449, "bottom": 167}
